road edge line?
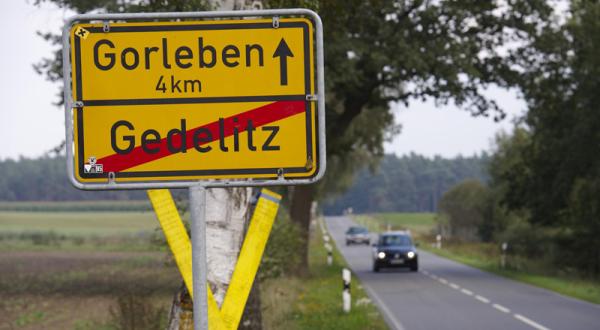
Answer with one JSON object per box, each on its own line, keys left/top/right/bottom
{"left": 323, "top": 217, "right": 407, "bottom": 330}
{"left": 362, "top": 283, "right": 407, "bottom": 330}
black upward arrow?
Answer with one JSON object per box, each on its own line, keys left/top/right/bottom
{"left": 273, "top": 38, "right": 294, "bottom": 86}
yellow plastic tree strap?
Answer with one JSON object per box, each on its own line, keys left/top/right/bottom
{"left": 220, "top": 189, "right": 281, "bottom": 329}
{"left": 146, "top": 190, "right": 193, "bottom": 295}
{"left": 147, "top": 188, "right": 281, "bottom": 330}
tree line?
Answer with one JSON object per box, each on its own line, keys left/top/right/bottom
{"left": 0, "top": 153, "right": 487, "bottom": 209}
{"left": 323, "top": 153, "right": 489, "bottom": 214}
{"left": 438, "top": 0, "right": 600, "bottom": 276}
{"left": 0, "top": 156, "right": 146, "bottom": 201}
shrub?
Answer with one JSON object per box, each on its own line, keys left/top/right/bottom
{"left": 259, "top": 207, "right": 305, "bottom": 280}
{"left": 109, "top": 293, "right": 167, "bottom": 330}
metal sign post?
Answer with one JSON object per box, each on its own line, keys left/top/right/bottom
{"left": 189, "top": 185, "right": 208, "bottom": 330}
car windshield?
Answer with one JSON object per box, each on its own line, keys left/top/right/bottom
{"left": 347, "top": 227, "right": 368, "bottom": 234}
{"left": 380, "top": 235, "right": 412, "bottom": 247}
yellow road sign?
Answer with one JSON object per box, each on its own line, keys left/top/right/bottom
{"left": 66, "top": 17, "right": 321, "bottom": 186}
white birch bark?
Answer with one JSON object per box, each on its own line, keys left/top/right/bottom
{"left": 202, "top": 0, "right": 257, "bottom": 307}
{"left": 204, "top": 187, "right": 251, "bottom": 305}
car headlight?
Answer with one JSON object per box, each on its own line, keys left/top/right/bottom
{"left": 407, "top": 251, "right": 415, "bottom": 259}
{"left": 377, "top": 252, "right": 386, "bottom": 259}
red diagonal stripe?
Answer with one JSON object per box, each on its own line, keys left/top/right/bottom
{"left": 97, "top": 100, "right": 305, "bottom": 172}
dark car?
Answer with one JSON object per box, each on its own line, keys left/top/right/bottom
{"left": 372, "top": 231, "right": 418, "bottom": 272}
{"left": 345, "top": 226, "right": 370, "bottom": 245}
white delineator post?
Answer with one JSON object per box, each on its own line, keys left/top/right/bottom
{"left": 325, "top": 243, "right": 333, "bottom": 266}
{"left": 342, "top": 268, "right": 351, "bottom": 313}
{"left": 436, "top": 234, "right": 442, "bottom": 249}
{"left": 322, "top": 222, "right": 333, "bottom": 266}
{"left": 501, "top": 242, "right": 508, "bottom": 269}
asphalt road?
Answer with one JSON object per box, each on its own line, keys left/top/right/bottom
{"left": 325, "top": 216, "right": 600, "bottom": 330}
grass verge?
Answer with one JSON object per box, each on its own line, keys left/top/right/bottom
{"left": 261, "top": 219, "right": 388, "bottom": 330}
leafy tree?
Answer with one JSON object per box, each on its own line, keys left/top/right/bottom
{"left": 0, "top": 156, "right": 146, "bottom": 201}
{"left": 268, "top": 0, "right": 556, "bottom": 269}
{"left": 437, "top": 179, "right": 490, "bottom": 241}
{"left": 492, "top": 1, "right": 600, "bottom": 274}
{"left": 487, "top": 128, "right": 531, "bottom": 212}
{"left": 324, "top": 153, "right": 489, "bottom": 214}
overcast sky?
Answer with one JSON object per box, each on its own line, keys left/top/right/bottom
{"left": 0, "top": 1, "right": 525, "bottom": 161}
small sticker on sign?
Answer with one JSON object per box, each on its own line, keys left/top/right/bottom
{"left": 74, "top": 27, "right": 90, "bottom": 40}
{"left": 83, "top": 156, "right": 103, "bottom": 173}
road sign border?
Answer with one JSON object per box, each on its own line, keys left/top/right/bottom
{"left": 61, "top": 9, "right": 326, "bottom": 190}
{"left": 72, "top": 21, "right": 314, "bottom": 181}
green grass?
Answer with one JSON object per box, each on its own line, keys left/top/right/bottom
{"left": 15, "top": 310, "right": 46, "bottom": 327}
{"left": 261, "top": 219, "right": 388, "bottom": 330}
{"left": 0, "top": 200, "right": 152, "bottom": 212}
{"left": 0, "top": 211, "right": 164, "bottom": 251}
{"left": 0, "top": 211, "right": 157, "bottom": 236}
{"left": 353, "top": 212, "right": 436, "bottom": 236}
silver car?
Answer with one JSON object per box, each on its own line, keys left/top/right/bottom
{"left": 345, "top": 226, "right": 370, "bottom": 245}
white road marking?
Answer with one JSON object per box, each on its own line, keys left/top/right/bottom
{"left": 514, "top": 314, "right": 551, "bottom": 330}
{"left": 423, "top": 274, "right": 549, "bottom": 330}
{"left": 362, "top": 283, "right": 406, "bottom": 330}
{"left": 428, "top": 278, "right": 549, "bottom": 330}
{"left": 493, "top": 303, "right": 511, "bottom": 313}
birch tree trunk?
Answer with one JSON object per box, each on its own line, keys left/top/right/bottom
{"left": 167, "top": 2, "right": 264, "bottom": 329}
{"left": 166, "top": 188, "right": 252, "bottom": 330}
{"left": 205, "top": 188, "right": 252, "bottom": 304}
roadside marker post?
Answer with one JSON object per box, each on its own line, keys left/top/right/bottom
{"left": 342, "top": 268, "right": 351, "bottom": 313}
{"left": 501, "top": 242, "right": 508, "bottom": 269}
{"left": 63, "top": 9, "right": 325, "bottom": 330}
{"left": 325, "top": 242, "right": 333, "bottom": 266}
